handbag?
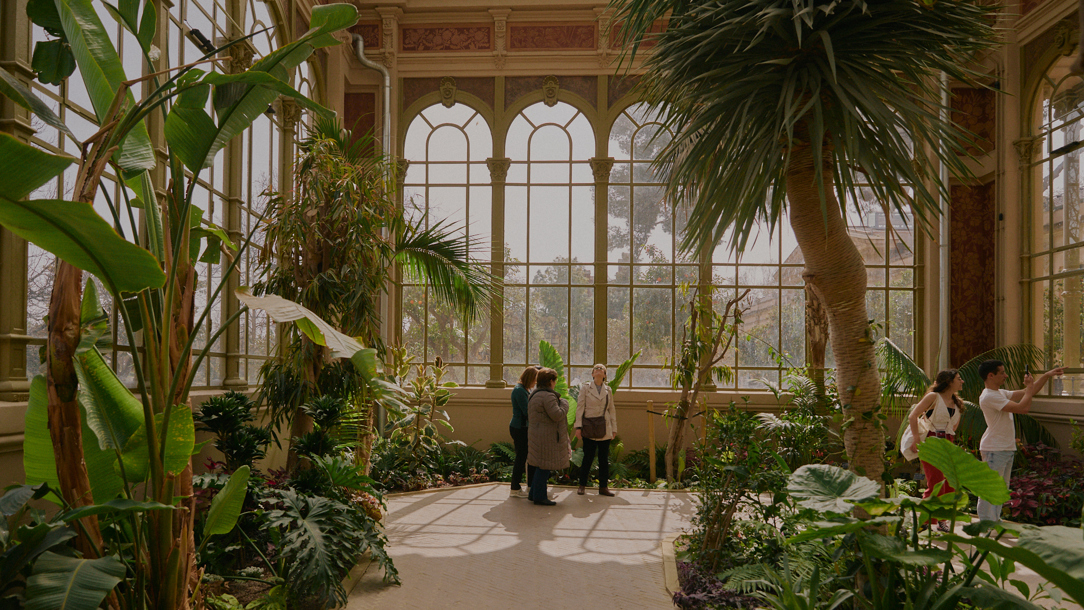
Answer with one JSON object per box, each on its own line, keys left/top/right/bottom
{"left": 899, "top": 409, "right": 932, "bottom": 461}
{"left": 580, "top": 392, "right": 609, "bottom": 439}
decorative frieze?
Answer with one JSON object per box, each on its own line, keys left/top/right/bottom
{"left": 400, "top": 25, "right": 493, "bottom": 52}
{"left": 508, "top": 24, "right": 595, "bottom": 50}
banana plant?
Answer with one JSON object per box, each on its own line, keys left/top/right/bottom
{"left": 1, "top": 0, "right": 361, "bottom": 607}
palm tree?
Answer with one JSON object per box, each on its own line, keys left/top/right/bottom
{"left": 255, "top": 117, "right": 498, "bottom": 470}
{"left": 612, "top": 0, "right": 998, "bottom": 483}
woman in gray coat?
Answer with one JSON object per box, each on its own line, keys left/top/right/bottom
{"left": 527, "top": 368, "right": 570, "bottom": 506}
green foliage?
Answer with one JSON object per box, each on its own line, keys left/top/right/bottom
{"left": 611, "top": 0, "right": 997, "bottom": 255}
{"left": 201, "top": 466, "right": 250, "bottom": 540}
{"left": 24, "top": 552, "right": 126, "bottom": 610}
{"left": 787, "top": 465, "right": 880, "bottom": 514}
{"left": 918, "top": 437, "right": 1010, "bottom": 505}
{"left": 196, "top": 392, "right": 271, "bottom": 472}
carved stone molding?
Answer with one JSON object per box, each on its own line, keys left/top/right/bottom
{"left": 274, "top": 96, "right": 302, "bottom": 130}
{"left": 439, "top": 77, "right": 457, "bottom": 108}
{"left": 1013, "top": 137, "right": 1043, "bottom": 170}
{"left": 376, "top": 7, "right": 401, "bottom": 68}
{"left": 487, "top": 157, "right": 511, "bottom": 183}
{"left": 1053, "top": 18, "right": 1078, "bottom": 56}
{"left": 400, "top": 25, "right": 493, "bottom": 52}
{"left": 490, "top": 9, "right": 510, "bottom": 70}
{"left": 596, "top": 8, "right": 612, "bottom": 68}
{"left": 590, "top": 157, "right": 615, "bottom": 182}
{"left": 542, "top": 75, "right": 560, "bottom": 107}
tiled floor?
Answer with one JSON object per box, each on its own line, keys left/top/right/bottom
{"left": 347, "top": 483, "right": 695, "bottom": 609}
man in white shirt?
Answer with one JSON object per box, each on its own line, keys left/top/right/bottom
{"left": 975, "top": 360, "right": 1064, "bottom": 522}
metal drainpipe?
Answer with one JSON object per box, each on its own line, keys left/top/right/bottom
{"left": 939, "top": 71, "right": 951, "bottom": 370}
{"left": 353, "top": 34, "right": 392, "bottom": 437}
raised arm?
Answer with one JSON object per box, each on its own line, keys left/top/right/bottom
{"left": 1004, "top": 368, "right": 1064, "bottom": 413}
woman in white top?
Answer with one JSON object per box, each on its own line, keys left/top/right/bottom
{"left": 575, "top": 364, "right": 619, "bottom": 496}
{"left": 906, "top": 368, "right": 964, "bottom": 532}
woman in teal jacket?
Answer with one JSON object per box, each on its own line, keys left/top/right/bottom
{"left": 509, "top": 366, "right": 539, "bottom": 498}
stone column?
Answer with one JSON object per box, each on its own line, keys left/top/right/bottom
{"left": 486, "top": 157, "right": 510, "bottom": 387}
{"left": 590, "top": 157, "right": 614, "bottom": 366}
{"left": 0, "top": 0, "right": 36, "bottom": 399}
{"left": 220, "top": 38, "right": 255, "bottom": 389}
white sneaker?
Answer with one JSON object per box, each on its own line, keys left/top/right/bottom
{"left": 510, "top": 488, "right": 528, "bottom": 498}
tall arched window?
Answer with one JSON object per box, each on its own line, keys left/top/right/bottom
{"left": 402, "top": 103, "right": 493, "bottom": 384}
{"left": 607, "top": 103, "right": 686, "bottom": 387}
{"left": 504, "top": 102, "right": 595, "bottom": 384}
{"left": 1033, "top": 55, "right": 1084, "bottom": 396}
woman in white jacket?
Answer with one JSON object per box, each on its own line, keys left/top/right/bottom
{"left": 575, "top": 363, "right": 618, "bottom": 496}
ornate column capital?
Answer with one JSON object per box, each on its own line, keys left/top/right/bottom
{"left": 274, "top": 96, "right": 302, "bottom": 131}
{"left": 395, "top": 157, "right": 411, "bottom": 189}
{"left": 590, "top": 157, "right": 615, "bottom": 182}
{"left": 487, "top": 157, "right": 511, "bottom": 183}
{"left": 219, "top": 38, "right": 256, "bottom": 73}
{"left": 1013, "top": 136, "right": 1043, "bottom": 171}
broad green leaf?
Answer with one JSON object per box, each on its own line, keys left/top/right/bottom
{"left": 25, "top": 551, "right": 125, "bottom": 610}
{"left": 31, "top": 39, "right": 77, "bottom": 86}
{"left": 54, "top": 0, "right": 155, "bottom": 171}
{"left": 350, "top": 348, "right": 380, "bottom": 379}
{"left": 608, "top": 350, "right": 641, "bottom": 395}
{"left": 0, "top": 196, "right": 165, "bottom": 295}
{"left": 960, "top": 583, "right": 1045, "bottom": 610}
{"left": 58, "top": 499, "right": 174, "bottom": 522}
{"left": 23, "top": 375, "right": 123, "bottom": 503}
{"left": 1017, "top": 525, "right": 1084, "bottom": 580}
{"left": 918, "top": 437, "right": 1009, "bottom": 505}
{"left": 202, "top": 465, "right": 249, "bottom": 538}
{"left": 74, "top": 347, "right": 143, "bottom": 452}
{"left": 787, "top": 464, "right": 881, "bottom": 514}
{"left": 861, "top": 532, "right": 952, "bottom": 566}
{"left": 942, "top": 533, "right": 1084, "bottom": 606}
{"left": 120, "top": 405, "right": 195, "bottom": 480}
{"left": 26, "top": 0, "right": 65, "bottom": 36}
{"left": 0, "top": 523, "right": 76, "bottom": 583}
{"left": 165, "top": 4, "right": 354, "bottom": 171}
{"left": 0, "top": 133, "right": 74, "bottom": 200}
{"left": 788, "top": 516, "right": 898, "bottom": 544}
{"left": 0, "top": 485, "right": 37, "bottom": 516}
{"left": 235, "top": 288, "right": 363, "bottom": 358}
{"left": 0, "top": 68, "right": 76, "bottom": 140}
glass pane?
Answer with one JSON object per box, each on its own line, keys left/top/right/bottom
{"left": 569, "top": 287, "right": 594, "bottom": 365}
{"left": 633, "top": 287, "right": 672, "bottom": 365}
{"left": 607, "top": 286, "right": 630, "bottom": 362}
{"left": 504, "top": 286, "right": 527, "bottom": 364}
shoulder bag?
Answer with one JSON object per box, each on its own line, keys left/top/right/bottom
{"left": 581, "top": 391, "right": 609, "bottom": 439}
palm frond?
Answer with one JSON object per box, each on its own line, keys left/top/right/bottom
{"left": 609, "top": 0, "right": 998, "bottom": 257}
{"left": 957, "top": 344, "right": 1044, "bottom": 405}
{"left": 394, "top": 215, "right": 500, "bottom": 322}
{"left": 876, "top": 338, "right": 931, "bottom": 417}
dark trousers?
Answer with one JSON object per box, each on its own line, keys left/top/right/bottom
{"left": 529, "top": 469, "right": 551, "bottom": 502}
{"left": 509, "top": 425, "right": 535, "bottom": 490}
{"left": 579, "top": 438, "right": 611, "bottom": 488}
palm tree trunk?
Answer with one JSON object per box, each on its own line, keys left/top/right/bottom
{"left": 786, "top": 145, "right": 883, "bottom": 484}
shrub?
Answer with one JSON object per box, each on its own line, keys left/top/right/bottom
{"left": 1007, "top": 443, "right": 1084, "bottom": 526}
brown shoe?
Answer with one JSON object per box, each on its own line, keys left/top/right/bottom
{"left": 577, "top": 486, "right": 585, "bottom": 495}
{"left": 599, "top": 488, "right": 615, "bottom": 497}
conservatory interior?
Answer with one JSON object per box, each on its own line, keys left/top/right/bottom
{"left": 3, "top": 0, "right": 1084, "bottom": 607}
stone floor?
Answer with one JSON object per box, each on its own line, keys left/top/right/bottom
{"left": 347, "top": 483, "right": 695, "bottom": 609}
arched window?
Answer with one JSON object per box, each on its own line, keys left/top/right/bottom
{"left": 607, "top": 103, "right": 686, "bottom": 387}
{"left": 402, "top": 103, "right": 493, "bottom": 384}
{"left": 1033, "top": 56, "right": 1084, "bottom": 396}
{"left": 504, "top": 102, "right": 595, "bottom": 384}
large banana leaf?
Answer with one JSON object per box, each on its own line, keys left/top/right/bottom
{"left": 0, "top": 67, "right": 75, "bottom": 140}
{"left": 52, "top": 0, "right": 154, "bottom": 172}
{"left": 119, "top": 405, "right": 195, "bottom": 480}
{"left": 0, "top": 197, "right": 165, "bottom": 295}
{"left": 164, "top": 3, "right": 356, "bottom": 171}
{"left": 74, "top": 347, "right": 144, "bottom": 452}
{"left": 24, "top": 551, "right": 125, "bottom": 610}
{"left": 23, "top": 375, "right": 124, "bottom": 503}
{"left": 942, "top": 532, "right": 1084, "bottom": 606}
{"left": 916, "top": 437, "right": 1009, "bottom": 505}
{"left": 538, "top": 340, "right": 578, "bottom": 425}
{"left": 0, "top": 133, "right": 74, "bottom": 200}
{"left": 235, "top": 289, "right": 363, "bottom": 358}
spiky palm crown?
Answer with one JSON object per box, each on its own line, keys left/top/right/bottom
{"left": 612, "top": 0, "right": 999, "bottom": 253}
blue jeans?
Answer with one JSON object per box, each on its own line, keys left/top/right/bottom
{"left": 977, "top": 450, "right": 1015, "bottom": 522}
{"left": 528, "top": 468, "right": 551, "bottom": 502}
